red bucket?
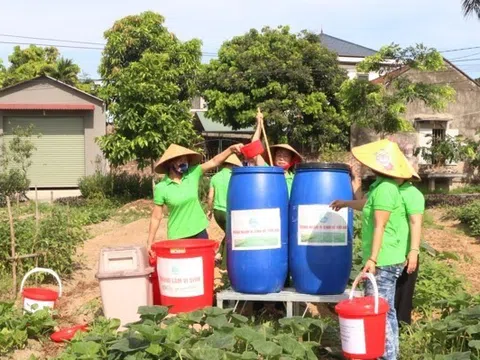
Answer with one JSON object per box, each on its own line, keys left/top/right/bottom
{"left": 20, "top": 268, "right": 62, "bottom": 313}
{"left": 241, "top": 140, "right": 264, "bottom": 159}
{"left": 151, "top": 239, "right": 217, "bottom": 313}
{"left": 148, "top": 256, "right": 161, "bottom": 306}
{"left": 335, "top": 273, "right": 389, "bottom": 359}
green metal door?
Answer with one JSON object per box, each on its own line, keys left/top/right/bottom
{"left": 3, "top": 117, "right": 85, "bottom": 188}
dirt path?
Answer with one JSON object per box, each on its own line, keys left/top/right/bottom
{"left": 423, "top": 208, "right": 480, "bottom": 292}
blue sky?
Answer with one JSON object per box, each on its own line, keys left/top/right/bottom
{"left": 1, "top": 0, "right": 479, "bottom": 79}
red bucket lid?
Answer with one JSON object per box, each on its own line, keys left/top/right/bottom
{"left": 50, "top": 325, "right": 88, "bottom": 342}
{"left": 23, "top": 287, "right": 59, "bottom": 302}
{"left": 151, "top": 239, "right": 217, "bottom": 251}
{"left": 335, "top": 296, "right": 389, "bottom": 317}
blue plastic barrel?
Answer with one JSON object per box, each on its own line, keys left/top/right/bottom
{"left": 226, "top": 166, "right": 289, "bottom": 294}
{"left": 289, "top": 163, "right": 353, "bottom": 295}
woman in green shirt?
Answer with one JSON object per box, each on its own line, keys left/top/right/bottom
{"left": 251, "top": 110, "right": 302, "bottom": 196}
{"left": 330, "top": 139, "right": 415, "bottom": 360}
{"left": 147, "top": 143, "right": 243, "bottom": 250}
{"left": 207, "top": 153, "right": 242, "bottom": 266}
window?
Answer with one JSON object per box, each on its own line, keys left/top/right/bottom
{"left": 357, "top": 73, "right": 369, "bottom": 81}
{"left": 432, "top": 128, "right": 446, "bottom": 145}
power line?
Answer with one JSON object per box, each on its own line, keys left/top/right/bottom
{"left": 440, "top": 46, "right": 480, "bottom": 53}
{"left": 450, "top": 51, "right": 480, "bottom": 61}
{"left": 0, "top": 33, "right": 105, "bottom": 46}
{"left": 0, "top": 34, "right": 219, "bottom": 57}
{"left": 0, "top": 40, "right": 103, "bottom": 50}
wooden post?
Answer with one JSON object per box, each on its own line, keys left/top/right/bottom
{"left": 151, "top": 159, "right": 155, "bottom": 196}
{"left": 16, "top": 193, "right": 19, "bottom": 206}
{"left": 50, "top": 191, "right": 54, "bottom": 203}
{"left": 6, "top": 197, "right": 17, "bottom": 298}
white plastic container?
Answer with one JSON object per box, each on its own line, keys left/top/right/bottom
{"left": 96, "top": 246, "right": 153, "bottom": 328}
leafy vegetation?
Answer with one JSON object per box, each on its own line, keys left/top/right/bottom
{"left": 425, "top": 194, "right": 480, "bottom": 208}
{"left": 55, "top": 306, "right": 339, "bottom": 360}
{"left": 0, "top": 198, "right": 122, "bottom": 278}
{"left": 0, "top": 302, "right": 56, "bottom": 356}
{"left": 97, "top": 11, "right": 203, "bottom": 170}
{"left": 79, "top": 171, "right": 155, "bottom": 201}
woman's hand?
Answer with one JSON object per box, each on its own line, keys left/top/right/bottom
{"left": 256, "top": 108, "right": 264, "bottom": 125}
{"left": 229, "top": 143, "right": 244, "bottom": 154}
{"left": 330, "top": 200, "right": 347, "bottom": 212}
{"left": 362, "top": 259, "right": 376, "bottom": 275}
{"left": 148, "top": 247, "right": 155, "bottom": 259}
{"left": 207, "top": 210, "right": 213, "bottom": 220}
{"left": 406, "top": 251, "right": 418, "bottom": 274}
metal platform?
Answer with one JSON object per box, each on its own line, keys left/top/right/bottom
{"left": 216, "top": 287, "right": 364, "bottom": 318}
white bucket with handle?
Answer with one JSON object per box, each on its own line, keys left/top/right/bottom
{"left": 20, "top": 268, "right": 63, "bottom": 313}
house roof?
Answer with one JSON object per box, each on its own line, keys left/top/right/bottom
{"left": 195, "top": 111, "right": 254, "bottom": 133}
{"left": 0, "top": 103, "right": 95, "bottom": 110}
{"left": 0, "top": 75, "right": 104, "bottom": 105}
{"left": 319, "top": 33, "right": 377, "bottom": 57}
{"left": 370, "top": 58, "right": 480, "bottom": 88}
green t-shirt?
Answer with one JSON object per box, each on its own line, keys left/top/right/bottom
{"left": 285, "top": 171, "right": 294, "bottom": 197}
{"left": 399, "top": 182, "right": 425, "bottom": 254}
{"left": 210, "top": 167, "right": 231, "bottom": 212}
{"left": 153, "top": 165, "right": 209, "bottom": 239}
{"left": 265, "top": 164, "right": 294, "bottom": 197}
{"left": 361, "top": 177, "right": 408, "bottom": 267}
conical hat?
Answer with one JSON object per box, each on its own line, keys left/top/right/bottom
{"left": 352, "top": 139, "right": 416, "bottom": 180}
{"left": 224, "top": 154, "right": 242, "bottom": 167}
{"left": 154, "top": 144, "right": 202, "bottom": 174}
{"left": 267, "top": 144, "right": 303, "bottom": 165}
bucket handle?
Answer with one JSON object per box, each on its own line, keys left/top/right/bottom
{"left": 20, "top": 268, "right": 63, "bottom": 298}
{"left": 349, "top": 272, "right": 379, "bottom": 314}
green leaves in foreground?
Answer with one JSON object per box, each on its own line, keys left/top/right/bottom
{"left": 55, "top": 305, "right": 336, "bottom": 360}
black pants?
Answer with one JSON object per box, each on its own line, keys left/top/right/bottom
{"left": 395, "top": 261, "right": 419, "bottom": 326}
{"left": 183, "top": 229, "right": 209, "bottom": 239}
{"left": 214, "top": 210, "right": 227, "bottom": 267}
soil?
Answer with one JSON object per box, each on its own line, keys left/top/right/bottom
{"left": 423, "top": 208, "right": 480, "bottom": 292}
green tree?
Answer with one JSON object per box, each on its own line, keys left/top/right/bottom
{"left": 462, "top": 0, "right": 480, "bottom": 19}
{"left": 50, "top": 57, "right": 80, "bottom": 86}
{"left": 0, "top": 125, "right": 38, "bottom": 203}
{"left": 97, "top": 11, "right": 203, "bottom": 169}
{"left": 2, "top": 45, "right": 84, "bottom": 91}
{"left": 0, "top": 59, "right": 5, "bottom": 88}
{"left": 4, "top": 45, "right": 59, "bottom": 86}
{"left": 339, "top": 44, "right": 456, "bottom": 137}
{"left": 201, "top": 26, "right": 349, "bottom": 152}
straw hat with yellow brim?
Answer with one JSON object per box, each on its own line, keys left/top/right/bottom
{"left": 352, "top": 139, "right": 417, "bottom": 180}
{"left": 266, "top": 144, "right": 303, "bottom": 165}
{"left": 154, "top": 144, "right": 202, "bottom": 174}
{"left": 224, "top": 154, "right": 243, "bottom": 167}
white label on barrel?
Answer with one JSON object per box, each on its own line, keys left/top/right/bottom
{"left": 24, "top": 298, "right": 55, "bottom": 313}
{"left": 339, "top": 317, "right": 366, "bottom": 354}
{"left": 297, "top": 205, "right": 348, "bottom": 246}
{"left": 157, "top": 257, "right": 204, "bottom": 298}
{"left": 231, "top": 208, "right": 281, "bottom": 251}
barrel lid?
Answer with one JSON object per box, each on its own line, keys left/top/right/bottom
{"left": 297, "top": 162, "right": 351, "bottom": 172}
{"left": 335, "top": 296, "right": 389, "bottom": 317}
{"left": 233, "top": 166, "right": 284, "bottom": 174}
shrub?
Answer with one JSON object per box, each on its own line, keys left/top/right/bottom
{"left": 79, "top": 171, "right": 154, "bottom": 200}
{"left": 425, "top": 194, "right": 480, "bottom": 208}
{"left": 455, "top": 201, "right": 480, "bottom": 236}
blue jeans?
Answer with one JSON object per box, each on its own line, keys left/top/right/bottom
{"left": 364, "top": 264, "right": 404, "bottom": 360}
